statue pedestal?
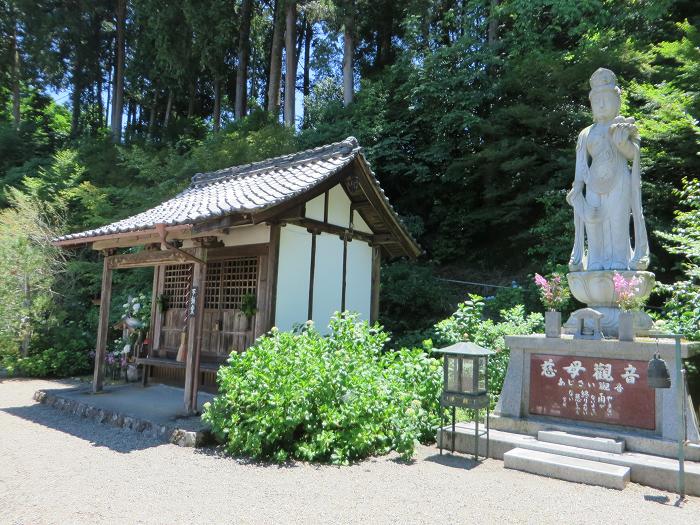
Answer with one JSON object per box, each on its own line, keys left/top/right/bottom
{"left": 494, "top": 334, "right": 700, "bottom": 459}
{"left": 566, "top": 270, "right": 656, "bottom": 337}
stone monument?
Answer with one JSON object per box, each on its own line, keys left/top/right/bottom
{"left": 564, "top": 67, "right": 654, "bottom": 337}
{"left": 490, "top": 68, "right": 700, "bottom": 465}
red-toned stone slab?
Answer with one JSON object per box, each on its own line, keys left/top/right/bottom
{"left": 529, "top": 353, "right": 655, "bottom": 430}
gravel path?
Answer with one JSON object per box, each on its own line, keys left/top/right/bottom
{"left": 0, "top": 377, "right": 697, "bottom": 524}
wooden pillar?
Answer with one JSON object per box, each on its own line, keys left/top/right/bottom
{"left": 307, "top": 231, "right": 317, "bottom": 320}
{"left": 152, "top": 265, "right": 165, "bottom": 356}
{"left": 341, "top": 235, "right": 348, "bottom": 312}
{"left": 184, "top": 249, "right": 207, "bottom": 414}
{"left": 370, "top": 246, "right": 381, "bottom": 324}
{"left": 265, "top": 223, "right": 281, "bottom": 330}
{"left": 93, "top": 256, "right": 113, "bottom": 393}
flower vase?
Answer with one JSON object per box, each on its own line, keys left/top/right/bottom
{"left": 618, "top": 311, "right": 635, "bottom": 341}
{"left": 545, "top": 311, "right": 561, "bottom": 338}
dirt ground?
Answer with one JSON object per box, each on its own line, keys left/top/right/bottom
{"left": 0, "top": 377, "right": 697, "bottom": 524}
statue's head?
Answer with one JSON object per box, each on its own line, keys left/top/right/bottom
{"left": 588, "top": 68, "right": 621, "bottom": 122}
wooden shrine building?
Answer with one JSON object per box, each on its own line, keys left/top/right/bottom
{"left": 54, "top": 137, "right": 420, "bottom": 413}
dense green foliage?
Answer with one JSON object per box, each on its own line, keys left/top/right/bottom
{"left": 0, "top": 0, "right": 698, "bottom": 372}
{"left": 656, "top": 177, "right": 700, "bottom": 340}
{"left": 203, "top": 314, "right": 442, "bottom": 463}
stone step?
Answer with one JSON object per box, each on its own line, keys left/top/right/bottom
{"left": 504, "top": 447, "right": 631, "bottom": 490}
{"left": 438, "top": 422, "right": 700, "bottom": 496}
{"left": 537, "top": 430, "right": 625, "bottom": 454}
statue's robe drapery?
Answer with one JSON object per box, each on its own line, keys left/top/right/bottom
{"left": 567, "top": 119, "right": 649, "bottom": 271}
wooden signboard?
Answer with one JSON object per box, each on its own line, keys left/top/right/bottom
{"left": 529, "top": 353, "right": 655, "bottom": 430}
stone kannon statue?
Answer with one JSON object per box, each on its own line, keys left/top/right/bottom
{"left": 567, "top": 67, "right": 649, "bottom": 272}
{"left": 564, "top": 68, "right": 655, "bottom": 337}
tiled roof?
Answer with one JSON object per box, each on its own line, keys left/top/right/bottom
{"left": 54, "top": 136, "right": 421, "bottom": 258}
{"left": 55, "top": 138, "right": 360, "bottom": 242}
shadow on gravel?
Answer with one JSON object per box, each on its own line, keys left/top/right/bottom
{"left": 193, "top": 446, "right": 300, "bottom": 469}
{"left": 423, "top": 453, "right": 480, "bottom": 470}
{"left": 1, "top": 404, "right": 164, "bottom": 453}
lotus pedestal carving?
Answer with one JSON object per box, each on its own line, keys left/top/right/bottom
{"left": 564, "top": 270, "right": 655, "bottom": 337}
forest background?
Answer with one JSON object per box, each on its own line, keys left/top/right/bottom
{"left": 0, "top": 0, "right": 698, "bottom": 375}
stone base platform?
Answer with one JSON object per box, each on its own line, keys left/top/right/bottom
{"left": 34, "top": 384, "right": 214, "bottom": 447}
{"left": 438, "top": 422, "right": 700, "bottom": 496}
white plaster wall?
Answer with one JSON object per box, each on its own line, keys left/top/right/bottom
{"left": 219, "top": 223, "right": 270, "bottom": 246}
{"left": 327, "top": 184, "right": 351, "bottom": 227}
{"left": 275, "top": 225, "right": 312, "bottom": 331}
{"left": 305, "top": 194, "right": 325, "bottom": 222}
{"left": 345, "top": 240, "right": 373, "bottom": 321}
{"left": 312, "top": 233, "right": 344, "bottom": 334}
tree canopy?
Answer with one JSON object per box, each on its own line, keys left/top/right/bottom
{"left": 0, "top": 0, "right": 698, "bottom": 358}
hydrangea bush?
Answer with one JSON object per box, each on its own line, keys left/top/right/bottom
{"left": 203, "top": 313, "right": 442, "bottom": 464}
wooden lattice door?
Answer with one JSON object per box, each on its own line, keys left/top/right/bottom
{"left": 159, "top": 263, "right": 191, "bottom": 355}
{"left": 201, "top": 256, "right": 259, "bottom": 356}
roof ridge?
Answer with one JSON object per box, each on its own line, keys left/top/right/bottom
{"left": 190, "top": 136, "right": 359, "bottom": 187}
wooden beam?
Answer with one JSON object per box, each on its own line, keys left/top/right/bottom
{"left": 287, "top": 218, "right": 373, "bottom": 244}
{"left": 307, "top": 232, "right": 317, "bottom": 321}
{"left": 53, "top": 224, "right": 192, "bottom": 248}
{"left": 107, "top": 249, "right": 201, "bottom": 269}
{"left": 370, "top": 234, "right": 396, "bottom": 245}
{"left": 184, "top": 248, "right": 206, "bottom": 414}
{"left": 191, "top": 213, "right": 249, "bottom": 235}
{"left": 370, "top": 246, "right": 381, "bottom": 324}
{"left": 341, "top": 236, "right": 348, "bottom": 312}
{"left": 152, "top": 265, "right": 165, "bottom": 357}
{"left": 148, "top": 265, "right": 159, "bottom": 358}
{"left": 266, "top": 223, "right": 281, "bottom": 330}
{"left": 93, "top": 257, "right": 113, "bottom": 393}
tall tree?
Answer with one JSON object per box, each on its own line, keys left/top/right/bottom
{"left": 342, "top": 0, "right": 354, "bottom": 106}
{"left": 283, "top": 0, "right": 296, "bottom": 126}
{"left": 10, "top": 7, "right": 21, "bottom": 129}
{"left": 111, "top": 0, "right": 127, "bottom": 141}
{"left": 235, "top": 0, "right": 253, "bottom": 119}
{"left": 267, "top": 0, "right": 285, "bottom": 115}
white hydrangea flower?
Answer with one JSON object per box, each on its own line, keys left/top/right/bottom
{"left": 122, "top": 344, "right": 131, "bottom": 354}
{"left": 133, "top": 303, "right": 141, "bottom": 312}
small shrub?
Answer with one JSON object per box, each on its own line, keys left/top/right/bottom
{"left": 202, "top": 313, "right": 442, "bottom": 464}
{"left": 2, "top": 347, "right": 91, "bottom": 377}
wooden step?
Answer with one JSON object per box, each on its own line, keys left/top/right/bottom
{"left": 504, "top": 447, "right": 630, "bottom": 490}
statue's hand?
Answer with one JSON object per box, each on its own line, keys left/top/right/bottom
{"left": 610, "top": 120, "right": 639, "bottom": 158}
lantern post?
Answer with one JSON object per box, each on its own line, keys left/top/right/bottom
{"left": 433, "top": 342, "right": 494, "bottom": 461}
{"left": 647, "top": 333, "right": 687, "bottom": 501}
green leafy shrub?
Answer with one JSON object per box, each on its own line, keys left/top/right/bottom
{"left": 202, "top": 313, "right": 442, "bottom": 464}
{"left": 3, "top": 347, "right": 91, "bottom": 377}
{"left": 429, "top": 295, "right": 543, "bottom": 405}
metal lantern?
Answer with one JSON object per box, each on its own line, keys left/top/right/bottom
{"left": 433, "top": 341, "right": 494, "bottom": 460}
{"left": 647, "top": 353, "right": 671, "bottom": 389}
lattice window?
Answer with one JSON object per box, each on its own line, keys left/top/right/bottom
{"left": 204, "top": 261, "right": 223, "bottom": 309}
{"left": 221, "top": 257, "right": 258, "bottom": 309}
{"left": 203, "top": 257, "right": 258, "bottom": 310}
{"left": 162, "top": 264, "right": 191, "bottom": 309}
